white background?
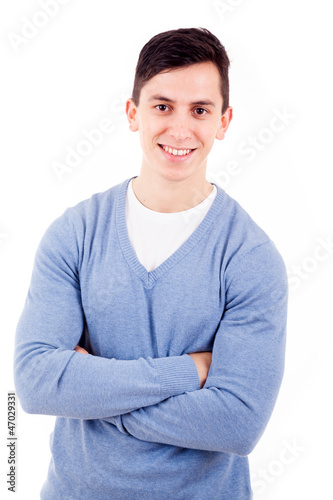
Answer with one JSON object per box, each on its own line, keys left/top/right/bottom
{"left": 1, "top": 0, "right": 332, "bottom": 498}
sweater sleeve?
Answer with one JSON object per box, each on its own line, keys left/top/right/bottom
{"left": 110, "top": 242, "right": 288, "bottom": 455}
{"left": 14, "top": 212, "right": 200, "bottom": 420}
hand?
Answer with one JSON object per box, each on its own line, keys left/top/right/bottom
{"left": 188, "top": 351, "right": 212, "bottom": 388}
{"left": 74, "top": 345, "right": 89, "bottom": 355}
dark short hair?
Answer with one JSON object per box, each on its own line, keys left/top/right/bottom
{"left": 132, "top": 27, "right": 230, "bottom": 114}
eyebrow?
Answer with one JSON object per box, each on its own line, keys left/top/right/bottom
{"left": 147, "top": 95, "right": 216, "bottom": 107}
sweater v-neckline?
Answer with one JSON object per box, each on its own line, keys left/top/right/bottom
{"left": 116, "top": 176, "right": 225, "bottom": 289}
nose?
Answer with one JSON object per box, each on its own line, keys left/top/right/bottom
{"left": 168, "top": 111, "right": 192, "bottom": 142}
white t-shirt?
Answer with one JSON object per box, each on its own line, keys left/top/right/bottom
{"left": 126, "top": 178, "right": 217, "bottom": 272}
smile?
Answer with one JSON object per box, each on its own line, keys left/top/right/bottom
{"left": 159, "top": 144, "right": 195, "bottom": 156}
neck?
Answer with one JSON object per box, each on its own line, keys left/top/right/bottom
{"left": 132, "top": 170, "right": 214, "bottom": 213}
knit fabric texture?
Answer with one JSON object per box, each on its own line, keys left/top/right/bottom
{"left": 14, "top": 177, "right": 288, "bottom": 499}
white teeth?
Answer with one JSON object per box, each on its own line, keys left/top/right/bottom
{"left": 162, "top": 145, "right": 192, "bottom": 156}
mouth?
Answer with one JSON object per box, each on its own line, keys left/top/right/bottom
{"left": 158, "top": 144, "right": 196, "bottom": 157}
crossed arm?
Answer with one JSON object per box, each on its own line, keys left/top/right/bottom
{"left": 14, "top": 213, "right": 288, "bottom": 455}
{"left": 75, "top": 244, "right": 288, "bottom": 455}
{"left": 75, "top": 345, "right": 213, "bottom": 389}
{"left": 14, "top": 214, "right": 215, "bottom": 422}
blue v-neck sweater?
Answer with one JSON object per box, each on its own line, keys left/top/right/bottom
{"left": 14, "top": 177, "right": 288, "bottom": 499}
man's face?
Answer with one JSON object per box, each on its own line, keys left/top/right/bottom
{"left": 126, "top": 61, "right": 232, "bottom": 183}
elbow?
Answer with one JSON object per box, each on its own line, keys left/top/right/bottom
{"left": 14, "top": 369, "right": 41, "bottom": 415}
{"left": 231, "top": 434, "right": 259, "bottom": 457}
{"left": 14, "top": 371, "right": 54, "bottom": 416}
{"left": 214, "top": 423, "right": 259, "bottom": 456}
{"left": 13, "top": 349, "right": 49, "bottom": 416}
{"left": 16, "top": 393, "right": 38, "bottom": 415}
{"left": 211, "top": 396, "right": 268, "bottom": 456}
{"left": 208, "top": 386, "right": 277, "bottom": 456}
{"left": 227, "top": 409, "right": 271, "bottom": 456}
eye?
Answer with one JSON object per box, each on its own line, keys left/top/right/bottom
{"left": 194, "top": 107, "right": 208, "bottom": 116}
{"left": 155, "top": 104, "right": 169, "bottom": 112}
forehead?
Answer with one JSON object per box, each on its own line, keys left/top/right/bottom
{"left": 140, "top": 61, "right": 223, "bottom": 106}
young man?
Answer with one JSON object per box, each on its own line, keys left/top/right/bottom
{"left": 14, "top": 28, "right": 288, "bottom": 499}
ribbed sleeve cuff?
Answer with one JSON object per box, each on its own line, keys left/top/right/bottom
{"left": 155, "top": 354, "right": 200, "bottom": 398}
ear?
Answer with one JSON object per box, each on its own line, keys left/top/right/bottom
{"left": 216, "top": 106, "right": 233, "bottom": 140}
{"left": 126, "top": 98, "right": 139, "bottom": 132}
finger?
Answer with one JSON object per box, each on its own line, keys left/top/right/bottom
{"left": 74, "top": 345, "right": 89, "bottom": 355}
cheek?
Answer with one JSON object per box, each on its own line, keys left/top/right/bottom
{"left": 142, "top": 124, "right": 162, "bottom": 149}
{"left": 195, "top": 121, "right": 217, "bottom": 143}
{"left": 139, "top": 129, "right": 156, "bottom": 156}
{"left": 201, "top": 128, "right": 216, "bottom": 149}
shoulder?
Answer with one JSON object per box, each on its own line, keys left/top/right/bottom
{"left": 47, "top": 178, "right": 129, "bottom": 236}
{"left": 65, "top": 178, "right": 128, "bottom": 226}
{"left": 216, "top": 186, "right": 270, "bottom": 247}
{"left": 213, "top": 185, "right": 287, "bottom": 285}
{"left": 38, "top": 178, "right": 129, "bottom": 252}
